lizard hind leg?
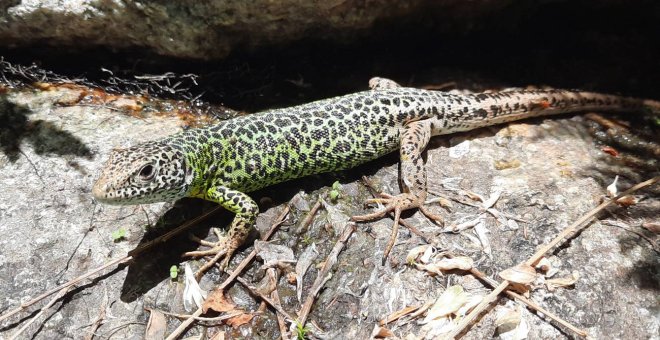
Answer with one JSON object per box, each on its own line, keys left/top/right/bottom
{"left": 352, "top": 119, "right": 444, "bottom": 259}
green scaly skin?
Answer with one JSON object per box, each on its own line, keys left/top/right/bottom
{"left": 93, "top": 78, "right": 660, "bottom": 267}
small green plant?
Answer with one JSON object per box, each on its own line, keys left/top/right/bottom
{"left": 295, "top": 320, "right": 309, "bottom": 340}
{"left": 302, "top": 234, "right": 313, "bottom": 245}
{"left": 329, "top": 181, "right": 342, "bottom": 202}
{"left": 111, "top": 228, "right": 126, "bottom": 242}
{"left": 170, "top": 265, "right": 179, "bottom": 279}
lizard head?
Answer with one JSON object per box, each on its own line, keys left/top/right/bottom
{"left": 92, "top": 142, "right": 193, "bottom": 205}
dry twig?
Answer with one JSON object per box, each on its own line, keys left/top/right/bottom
{"left": 9, "top": 287, "right": 72, "bottom": 340}
{"left": 0, "top": 206, "right": 222, "bottom": 327}
{"left": 297, "top": 198, "right": 323, "bottom": 234}
{"left": 445, "top": 176, "right": 659, "bottom": 339}
{"left": 298, "top": 222, "right": 356, "bottom": 326}
{"left": 84, "top": 287, "right": 109, "bottom": 340}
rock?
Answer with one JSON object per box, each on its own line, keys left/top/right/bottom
{"left": 0, "top": 83, "right": 657, "bottom": 339}
{"left": 0, "top": 0, "right": 422, "bottom": 59}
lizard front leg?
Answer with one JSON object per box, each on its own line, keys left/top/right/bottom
{"left": 184, "top": 186, "right": 258, "bottom": 270}
{"left": 352, "top": 119, "right": 443, "bottom": 259}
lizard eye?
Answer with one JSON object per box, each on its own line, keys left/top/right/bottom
{"left": 138, "top": 164, "right": 155, "bottom": 181}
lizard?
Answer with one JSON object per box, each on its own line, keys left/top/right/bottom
{"left": 92, "top": 77, "right": 660, "bottom": 268}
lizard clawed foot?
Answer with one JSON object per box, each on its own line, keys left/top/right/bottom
{"left": 351, "top": 192, "right": 444, "bottom": 264}
{"left": 185, "top": 228, "right": 238, "bottom": 280}
{"left": 351, "top": 192, "right": 443, "bottom": 225}
{"left": 350, "top": 193, "right": 406, "bottom": 222}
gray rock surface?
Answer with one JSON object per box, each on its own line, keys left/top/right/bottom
{"left": 0, "top": 0, "right": 423, "bottom": 59}
{"left": 0, "top": 84, "right": 657, "bottom": 339}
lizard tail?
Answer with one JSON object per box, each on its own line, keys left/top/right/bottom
{"left": 442, "top": 89, "right": 660, "bottom": 133}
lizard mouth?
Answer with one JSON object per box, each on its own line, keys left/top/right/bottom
{"left": 91, "top": 178, "right": 122, "bottom": 204}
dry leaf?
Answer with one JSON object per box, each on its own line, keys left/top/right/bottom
{"left": 202, "top": 289, "right": 236, "bottom": 313}
{"left": 183, "top": 263, "right": 207, "bottom": 312}
{"left": 507, "top": 219, "right": 520, "bottom": 230}
{"left": 421, "top": 285, "right": 468, "bottom": 323}
{"left": 473, "top": 216, "right": 491, "bottom": 257}
{"left": 371, "top": 324, "right": 395, "bottom": 338}
{"left": 496, "top": 306, "right": 529, "bottom": 340}
{"left": 546, "top": 271, "right": 579, "bottom": 291}
{"left": 606, "top": 175, "right": 619, "bottom": 197}
{"left": 452, "top": 216, "right": 482, "bottom": 232}
{"left": 535, "top": 257, "right": 559, "bottom": 278}
{"left": 482, "top": 191, "right": 502, "bottom": 209}
{"left": 404, "top": 334, "right": 420, "bottom": 340}
{"left": 437, "top": 197, "right": 453, "bottom": 209}
{"left": 495, "top": 306, "right": 521, "bottom": 334}
{"left": 226, "top": 312, "right": 254, "bottom": 328}
{"left": 295, "top": 243, "right": 319, "bottom": 302}
{"left": 464, "top": 190, "right": 485, "bottom": 202}
{"left": 406, "top": 245, "right": 434, "bottom": 264}
{"left": 210, "top": 331, "right": 226, "bottom": 340}
{"left": 255, "top": 240, "right": 295, "bottom": 264}
{"left": 379, "top": 305, "right": 421, "bottom": 325}
{"left": 535, "top": 257, "right": 551, "bottom": 272}
{"left": 320, "top": 197, "right": 351, "bottom": 231}
{"left": 499, "top": 264, "right": 537, "bottom": 285}
{"left": 642, "top": 222, "right": 660, "bottom": 234}
{"left": 33, "top": 82, "right": 54, "bottom": 90}
{"left": 424, "top": 256, "right": 473, "bottom": 273}
{"left": 601, "top": 146, "right": 619, "bottom": 156}
{"left": 616, "top": 195, "right": 637, "bottom": 206}
{"left": 144, "top": 309, "right": 167, "bottom": 340}
{"left": 287, "top": 272, "right": 297, "bottom": 285}
{"left": 181, "top": 336, "right": 203, "bottom": 340}
{"left": 456, "top": 295, "right": 483, "bottom": 317}
{"left": 420, "top": 316, "right": 455, "bottom": 338}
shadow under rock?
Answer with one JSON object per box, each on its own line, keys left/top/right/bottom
{"left": 0, "top": 95, "right": 92, "bottom": 162}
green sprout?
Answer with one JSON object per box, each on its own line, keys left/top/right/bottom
{"left": 295, "top": 320, "right": 309, "bottom": 340}
{"left": 329, "top": 181, "right": 342, "bottom": 202}
{"left": 170, "top": 265, "right": 179, "bottom": 279}
{"left": 111, "top": 228, "right": 126, "bottom": 242}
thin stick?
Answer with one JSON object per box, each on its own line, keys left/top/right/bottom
{"left": 164, "top": 308, "right": 203, "bottom": 340}
{"left": 298, "top": 223, "right": 356, "bottom": 326}
{"left": 467, "top": 267, "right": 587, "bottom": 337}
{"left": 9, "top": 287, "right": 72, "bottom": 340}
{"left": 445, "top": 176, "right": 659, "bottom": 339}
{"left": 271, "top": 287, "right": 289, "bottom": 340}
{"left": 0, "top": 256, "right": 130, "bottom": 324}
{"left": 235, "top": 276, "right": 296, "bottom": 322}
{"left": 128, "top": 206, "right": 223, "bottom": 257}
{"left": 601, "top": 220, "right": 659, "bottom": 254}
{"left": 297, "top": 199, "right": 322, "bottom": 234}
{"left": 525, "top": 176, "right": 658, "bottom": 267}
{"left": 152, "top": 308, "right": 243, "bottom": 322}
{"left": 84, "top": 287, "right": 109, "bottom": 340}
{"left": 0, "top": 206, "right": 222, "bottom": 324}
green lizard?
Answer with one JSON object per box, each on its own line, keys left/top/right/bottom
{"left": 92, "top": 77, "right": 659, "bottom": 268}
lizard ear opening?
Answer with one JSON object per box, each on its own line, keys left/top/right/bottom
{"left": 184, "top": 158, "right": 194, "bottom": 187}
